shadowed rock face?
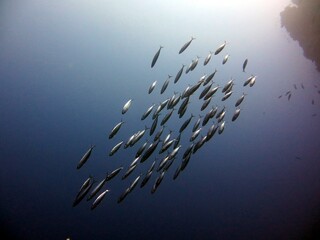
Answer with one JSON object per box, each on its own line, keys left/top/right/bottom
{"left": 281, "top": 0, "right": 320, "bottom": 71}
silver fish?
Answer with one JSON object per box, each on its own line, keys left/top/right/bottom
{"left": 206, "top": 124, "right": 218, "bottom": 142}
{"left": 232, "top": 108, "right": 241, "bottom": 121}
{"left": 91, "top": 189, "right": 109, "bottom": 210}
{"left": 135, "top": 140, "right": 148, "bottom": 158}
{"left": 179, "top": 36, "right": 195, "bottom": 54}
{"left": 148, "top": 81, "right": 157, "bottom": 94}
{"left": 109, "top": 120, "right": 124, "bottom": 139}
{"left": 174, "top": 65, "right": 185, "bottom": 83}
{"left": 122, "top": 99, "right": 132, "bottom": 114}
{"left": 235, "top": 93, "right": 246, "bottom": 107}
{"left": 154, "top": 125, "right": 165, "bottom": 142}
{"left": 140, "top": 160, "right": 156, "bottom": 188}
{"left": 221, "top": 91, "right": 233, "bottom": 101}
{"left": 109, "top": 141, "right": 123, "bottom": 156}
{"left": 199, "top": 82, "right": 213, "bottom": 99}
{"left": 128, "top": 175, "right": 141, "bottom": 192}
{"left": 77, "top": 145, "right": 95, "bottom": 169}
{"left": 201, "top": 97, "right": 212, "bottom": 111}
{"left": 242, "top": 59, "right": 248, "bottom": 72}
{"left": 140, "top": 139, "right": 160, "bottom": 163}
{"left": 141, "top": 104, "right": 155, "bottom": 120}
{"left": 214, "top": 41, "right": 226, "bottom": 55}
{"left": 193, "top": 115, "right": 202, "bottom": 132}
{"left": 161, "top": 108, "right": 174, "bottom": 126}
{"left": 249, "top": 76, "right": 256, "bottom": 87}
{"left": 204, "top": 86, "right": 219, "bottom": 100}
{"left": 161, "top": 75, "right": 172, "bottom": 94}
{"left": 222, "top": 54, "right": 229, "bottom": 64}
{"left": 150, "top": 114, "right": 159, "bottom": 136}
{"left": 151, "top": 171, "right": 165, "bottom": 194}
{"left": 117, "top": 188, "right": 130, "bottom": 203}
{"left": 243, "top": 76, "right": 254, "bottom": 87}
{"left": 204, "top": 69, "right": 217, "bottom": 85}
{"left": 190, "top": 128, "right": 201, "bottom": 142}
{"left": 151, "top": 46, "right": 163, "bottom": 68}
{"left": 122, "top": 164, "right": 137, "bottom": 180}
{"left": 73, "top": 177, "right": 95, "bottom": 207}
{"left": 218, "top": 121, "right": 225, "bottom": 134}
{"left": 87, "top": 176, "right": 108, "bottom": 201}
{"left": 179, "top": 114, "right": 194, "bottom": 133}
{"left": 204, "top": 51, "right": 213, "bottom": 65}
{"left": 106, "top": 166, "right": 123, "bottom": 181}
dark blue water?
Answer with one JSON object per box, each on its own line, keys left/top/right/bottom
{"left": 1, "top": 1, "right": 320, "bottom": 239}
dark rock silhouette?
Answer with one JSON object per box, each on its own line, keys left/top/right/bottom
{"left": 281, "top": 0, "right": 320, "bottom": 71}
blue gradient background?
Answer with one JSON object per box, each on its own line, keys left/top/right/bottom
{"left": 1, "top": 0, "right": 320, "bottom": 239}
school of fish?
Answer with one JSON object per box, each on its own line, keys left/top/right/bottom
{"left": 73, "top": 37, "right": 258, "bottom": 210}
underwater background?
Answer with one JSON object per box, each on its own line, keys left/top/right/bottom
{"left": 1, "top": 0, "right": 320, "bottom": 239}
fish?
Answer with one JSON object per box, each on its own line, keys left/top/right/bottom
{"left": 161, "top": 108, "right": 174, "bottom": 126}
{"left": 221, "top": 91, "right": 233, "bottom": 101}
{"left": 179, "top": 36, "right": 195, "bottom": 54}
{"left": 301, "top": 83, "right": 305, "bottom": 89}
{"left": 163, "top": 157, "right": 175, "bottom": 171}
{"left": 178, "top": 96, "right": 190, "bottom": 115}
{"left": 106, "top": 166, "right": 123, "bottom": 181}
{"left": 91, "top": 189, "right": 109, "bottom": 210}
{"left": 179, "top": 114, "right": 194, "bottom": 133}
{"left": 128, "top": 175, "right": 141, "bottom": 192}
{"left": 204, "top": 51, "right": 213, "bottom": 66}
{"left": 222, "top": 54, "right": 229, "bottom": 64}
{"left": 288, "top": 93, "right": 292, "bottom": 101}
{"left": 122, "top": 99, "right": 132, "bottom": 114}
{"left": 124, "top": 134, "right": 136, "bottom": 149}
{"left": 75, "top": 176, "right": 94, "bottom": 199}
{"left": 216, "top": 106, "right": 226, "bottom": 120}
{"left": 140, "top": 139, "right": 160, "bottom": 163}
{"left": 122, "top": 164, "right": 137, "bottom": 180}
{"left": 204, "top": 86, "right": 219, "bottom": 100}
{"left": 214, "top": 41, "right": 226, "bottom": 55}
{"left": 150, "top": 114, "right": 159, "bottom": 136}
{"left": 73, "top": 177, "right": 95, "bottom": 207}
{"left": 206, "top": 124, "right": 218, "bottom": 142}
{"left": 192, "top": 136, "right": 207, "bottom": 154}
{"left": 235, "top": 93, "right": 246, "bottom": 107}
{"left": 293, "top": 84, "right": 297, "bottom": 90}
{"left": 117, "top": 188, "right": 130, "bottom": 203}
{"left": 173, "top": 133, "right": 181, "bottom": 148}
{"left": 140, "top": 160, "right": 156, "bottom": 188}
{"left": 242, "top": 59, "right": 248, "bottom": 72}
{"left": 154, "top": 125, "right": 165, "bottom": 142}
{"left": 232, "top": 108, "right": 241, "bottom": 121}
{"left": 174, "top": 65, "right": 185, "bottom": 84}
{"left": 157, "top": 155, "right": 170, "bottom": 172}
{"left": 162, "top": 130, "right": 172, "bottom": 146}
{"left": 77, "top": 145, "right": 95, "bottom": 169}
{"left": 168, "top": 145, "right": 182, "bottom": 160}
{"left": 191, "top": 115, "right": 202, "bottom": 132}
{"left": 202, "top": 110, "right": 214, "bottom": 126}
{"left": 190, "top": 128, "right": 201, "bottom": 142}
{"left": 109, "top": 120, "right": 124, "bottom": 139}
{"left": 183, "top": 143, "right": 194, "bottom": 159}
{"left": 249, "top": 76, "right": 256, "bottom": 87}
{"left": 87, "top": 176, "right": 108, "bottom": 201}
{"left": 109, "top": 141, "right": 123, "bottom": 156}
{"left": 201, "top": 97, "right": 212, "bottom": 111}
{"left": 135, "top": 140, "right": 148, "bottom": 158}
{"left": 184, "top": 81, "right": 202, "bottom": 98}
{"left": 312, "top": 99, "right": 315, "bottom": 105}
{"left": 151, "top": 46, "right": 163, "bottom": 68}
{"left": 129, "top": 156, "right": 141, "bottom": 168}
{"left": 217, "top": 110, "right": 226, "bottom": 123}
{"left": 199, "top": 82, "right": 213, "bottom": 99}
{"left": 141, "top": 104, "right": 155, "bottom": 121}
{"left": 278, "top": 95, "right": 282, "bottom": 99}
{"left": 160, "top": 75, "right": 172, "bottom": 94}
{"left": 180, "top": 151, "right": 192, "bottom": 171}
{"left": 173, "top": 165, "right": 182, "bottom": 180}
{"left": 218, "top": 121, "right": 225, "bottom": 134}
{"left": 148, "top": 81, "right": 157, "bottom": 94}
{"left": 159, "top": 139, "right": 176, "bottom": 154}
{"left": 189, "top": 56, "right": 200, "bottom": 71}
{"left": 243, "top": 76, "right": 254, "bottom": 87}
{"left": 151, "top": 171, "right": 165, "bottom": 194}
{"left": 204, "top": 69, "right": 217, "bottom": 85}
{"left": 222, "top": 79, "right": 234, "bottom": 93}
